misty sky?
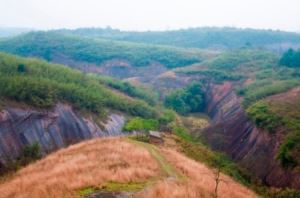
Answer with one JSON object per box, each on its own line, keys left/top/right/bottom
{"left": 1, "top": 0, "right": 300, "bottom": 32}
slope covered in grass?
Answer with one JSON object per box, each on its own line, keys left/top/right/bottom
{"left": 176, "top": 49, "right": 300, "bottom": 107}
{"left": 0, "top": 138, "right": 160, "bottom": 198}
{"left": 0, "top": 31, "right": 208, "bottom": 68}
{"left": 0, "top": 52, "right": 157, "bottom": 118}
{"left": 54, "top": 27, "right": 300, "bottom": 49}
{"left": 246, "top": 87, "right": 300, "bottom": 168}
{"left": 0, "top": 137, "right": 257, "bottom": 198}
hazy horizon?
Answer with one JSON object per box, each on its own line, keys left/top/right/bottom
{"left": 1, "top": 0, "right": 300, "bottom": 32}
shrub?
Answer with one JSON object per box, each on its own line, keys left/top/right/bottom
{"left": 279, "top": 48, "right": 300, "bottom": 67}
{"left": 164, "top": 83, "right": 205, "bottom": 115}
{"left": 123, "top": 117, "right": 159, "bottom": 132}
{"left": 246, "top": 102, "right": 282, "bottom": 132}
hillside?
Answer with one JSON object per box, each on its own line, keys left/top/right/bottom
{"left": 54, "top": 27, "right": 300, "bottom": 50}
{"left": 0, "top": 52, "right": 176, "bottom": 174}
{"left": 0, "top": 52, "right": 159, "bottom": 117}
{"left": 0, "top": 31, "right": 212, "bottom": 69}
{"left": 171, "top": 49, "right": 300, "bottom": 188}
{"left": 1, "top": 27, "right": 300, "bottom": 194}
{"left": 0, "top": 137, "right": 257, "bottom": 198}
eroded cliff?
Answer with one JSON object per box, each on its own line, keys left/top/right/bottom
{"left": 0, "top": 103, "right": 125, "bottom": 164}
{"left": 203, "top": 82, "right": 300, "bottom": 188}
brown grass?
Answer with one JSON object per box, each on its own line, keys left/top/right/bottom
{"left": 0, "top": 137, "right": 257, "bottom": 198}
{"left": 0, "top": 138, "right": 160, "bottom": 198}
{"left": 138, "top": 148, "right": 257, "bottom": 198}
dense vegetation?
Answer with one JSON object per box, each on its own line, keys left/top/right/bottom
{"left": 55, "top": 27, "right": 300, "bottom": 49}
{"left": 245, "top": 98, "right": 300, "bottom": 168}
{"left": 183, "top": 49, "right": 300, "bottom": 107}
{"left": 164, "top": 83, "right": 205, "bottom": 115}
{"left": 94, "top": 75, "right": 158, "bottom": 105}
{"left": 123, "top": 109, "right": 175, "bottom": 132}
{"left": 0, "top": 52, "right": 158, "bottom": 118}
{"left": 279, "top": 48, "right": 300, "bottom": 67}
{"left": 177, "top": 49, "right": 278, "bottom": 84}
{"left": 241, "top": 79, "right": 300, "bottom": 107}
{"left": 123, "top": 117, "right": 159, "bottom": 132}
{"left": 0, "top": 32, "right": 205, "bottom": 68}
{"left": 246, "top": 102, "right": 282, "bottom": 132}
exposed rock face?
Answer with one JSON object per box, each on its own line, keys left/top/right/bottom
{"left": 203, "top": 82, "right": 300, "bottom": 188}
{"left": 51, "top": 53, "right": 168, "bottom": 82}
{"left": 0, "top": 103, "right": 125, "bottom": 164}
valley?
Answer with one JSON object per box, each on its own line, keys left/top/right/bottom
{"left": 0, "top": 27, "right": 300, "bottom": 197}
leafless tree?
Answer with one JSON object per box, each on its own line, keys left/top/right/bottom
{"left": 213, "top": 167, "right": 221, "bottom": 198}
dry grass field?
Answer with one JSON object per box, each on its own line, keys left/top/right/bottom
{"left": 137, "top": 148, "right": 257, "bottom": 198}
{"left": 0, "top": 138, "right": 160, "bottom": 198}
{"left": 0, "top": 137, "right": 257, "bottom": 198}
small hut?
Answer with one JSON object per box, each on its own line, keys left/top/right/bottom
{"left": 149, "top": 131, "right": 164, "bottom": 145}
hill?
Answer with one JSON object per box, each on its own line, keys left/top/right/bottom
{"left": 0, "top": 137, "right": 257, "bottom": 198}
{"left": 172, "top": 49, "right": 300, "bottom": 188}
{"left": 0, "top": 52, "right": 157, "bottom": 118}
{"left": 0, "top": 31, "right": 210, "bottom": 69}
{"left": 54, "top": 27, "right": 300, "bottom": 50}
{"left": 0, "top": 52, "right": 176, "bottom": 174}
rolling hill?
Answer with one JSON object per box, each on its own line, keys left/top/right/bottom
{"left": 54, "top": 27, "right": 300, "bottom": 50}
{"left": 1, "top": 27, "right": 300, "bottom": 196}
{"left": 0, "top": 137, "right": 257, "bottom": 198}
{"left": 0, "top": 31, "right": 212, "bottom": 69}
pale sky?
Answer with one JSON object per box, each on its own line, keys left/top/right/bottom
{"left": 0, "top": 0, "right": 300, "bottom": 32}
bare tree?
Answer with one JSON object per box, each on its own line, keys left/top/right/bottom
{"left": 213, "top": 166, "right": 229, "bottom": 198}
{"left": 213, "top": 167, "right": 221, "bottom": 198}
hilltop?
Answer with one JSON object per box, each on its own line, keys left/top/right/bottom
{"left": 0, "top": 31, "right": 212, "bottom": 69}
{"left": 54, "top": 27, "right": 300, "bottom": 50}
{"left": 0, "top": 137, "right": 257, "bottom": 198}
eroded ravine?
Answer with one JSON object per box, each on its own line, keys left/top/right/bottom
{"left": 202, "top": 81, "right": 300, "bottom": 188}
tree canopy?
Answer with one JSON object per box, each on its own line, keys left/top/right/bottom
{"left": 279, "top": 49, "right": 300, "bottom": 67}
{"left": 164, "top": 83, "right": 205, "bottom": 115}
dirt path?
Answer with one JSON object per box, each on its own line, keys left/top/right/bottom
{"left": 128, "top": 139, "right": 184, "bottom": 180}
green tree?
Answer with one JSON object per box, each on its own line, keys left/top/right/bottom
{"left": 279, "top": 49, "right": 300, "bottom": 67}
{"left": 164, "top": 83, "right": 205, "bottom": 115}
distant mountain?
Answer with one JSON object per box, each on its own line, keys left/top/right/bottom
{"left": 0, "top": 31, "right": 211, "bottom": 69}
{"left": 0, "top": 27, "right": 33, "bottom": 38}
{"left": 54, "top": 27, "right": 300, "bottom": 51}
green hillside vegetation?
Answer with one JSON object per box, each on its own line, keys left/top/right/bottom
{"left": 0, "top": 32, "right": 205, "bottom": 68}
{"left": 0, "top": 52, "right": 158, "bottom": 118}
{"left": 177, "top": 49, "right": 300, "bottom": 108}
{"left": 177, "top": 69, "right": 242, "bottom": 83}
{"left": 94, "top": 75, "right": 158, "bottom": 105}
{"left": 279, "top": 48, "right": 300, "bottom": 67}
{"left": 177, "top": 49, "right": 277, "bottom": 83}
{"left": 246, "top": 100, "right": 300, "bottom": 168}
{"left": 54, "top": 27, "right": 300, "bottom": 49}
{"left": 123, "top": 117, "right": 159, "bottom": 132}
{"left": 246, "top": 102, "right": 282, "bottom": 132}
{"left": 164, "top": 83, "right": 205, "bottom": 115}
